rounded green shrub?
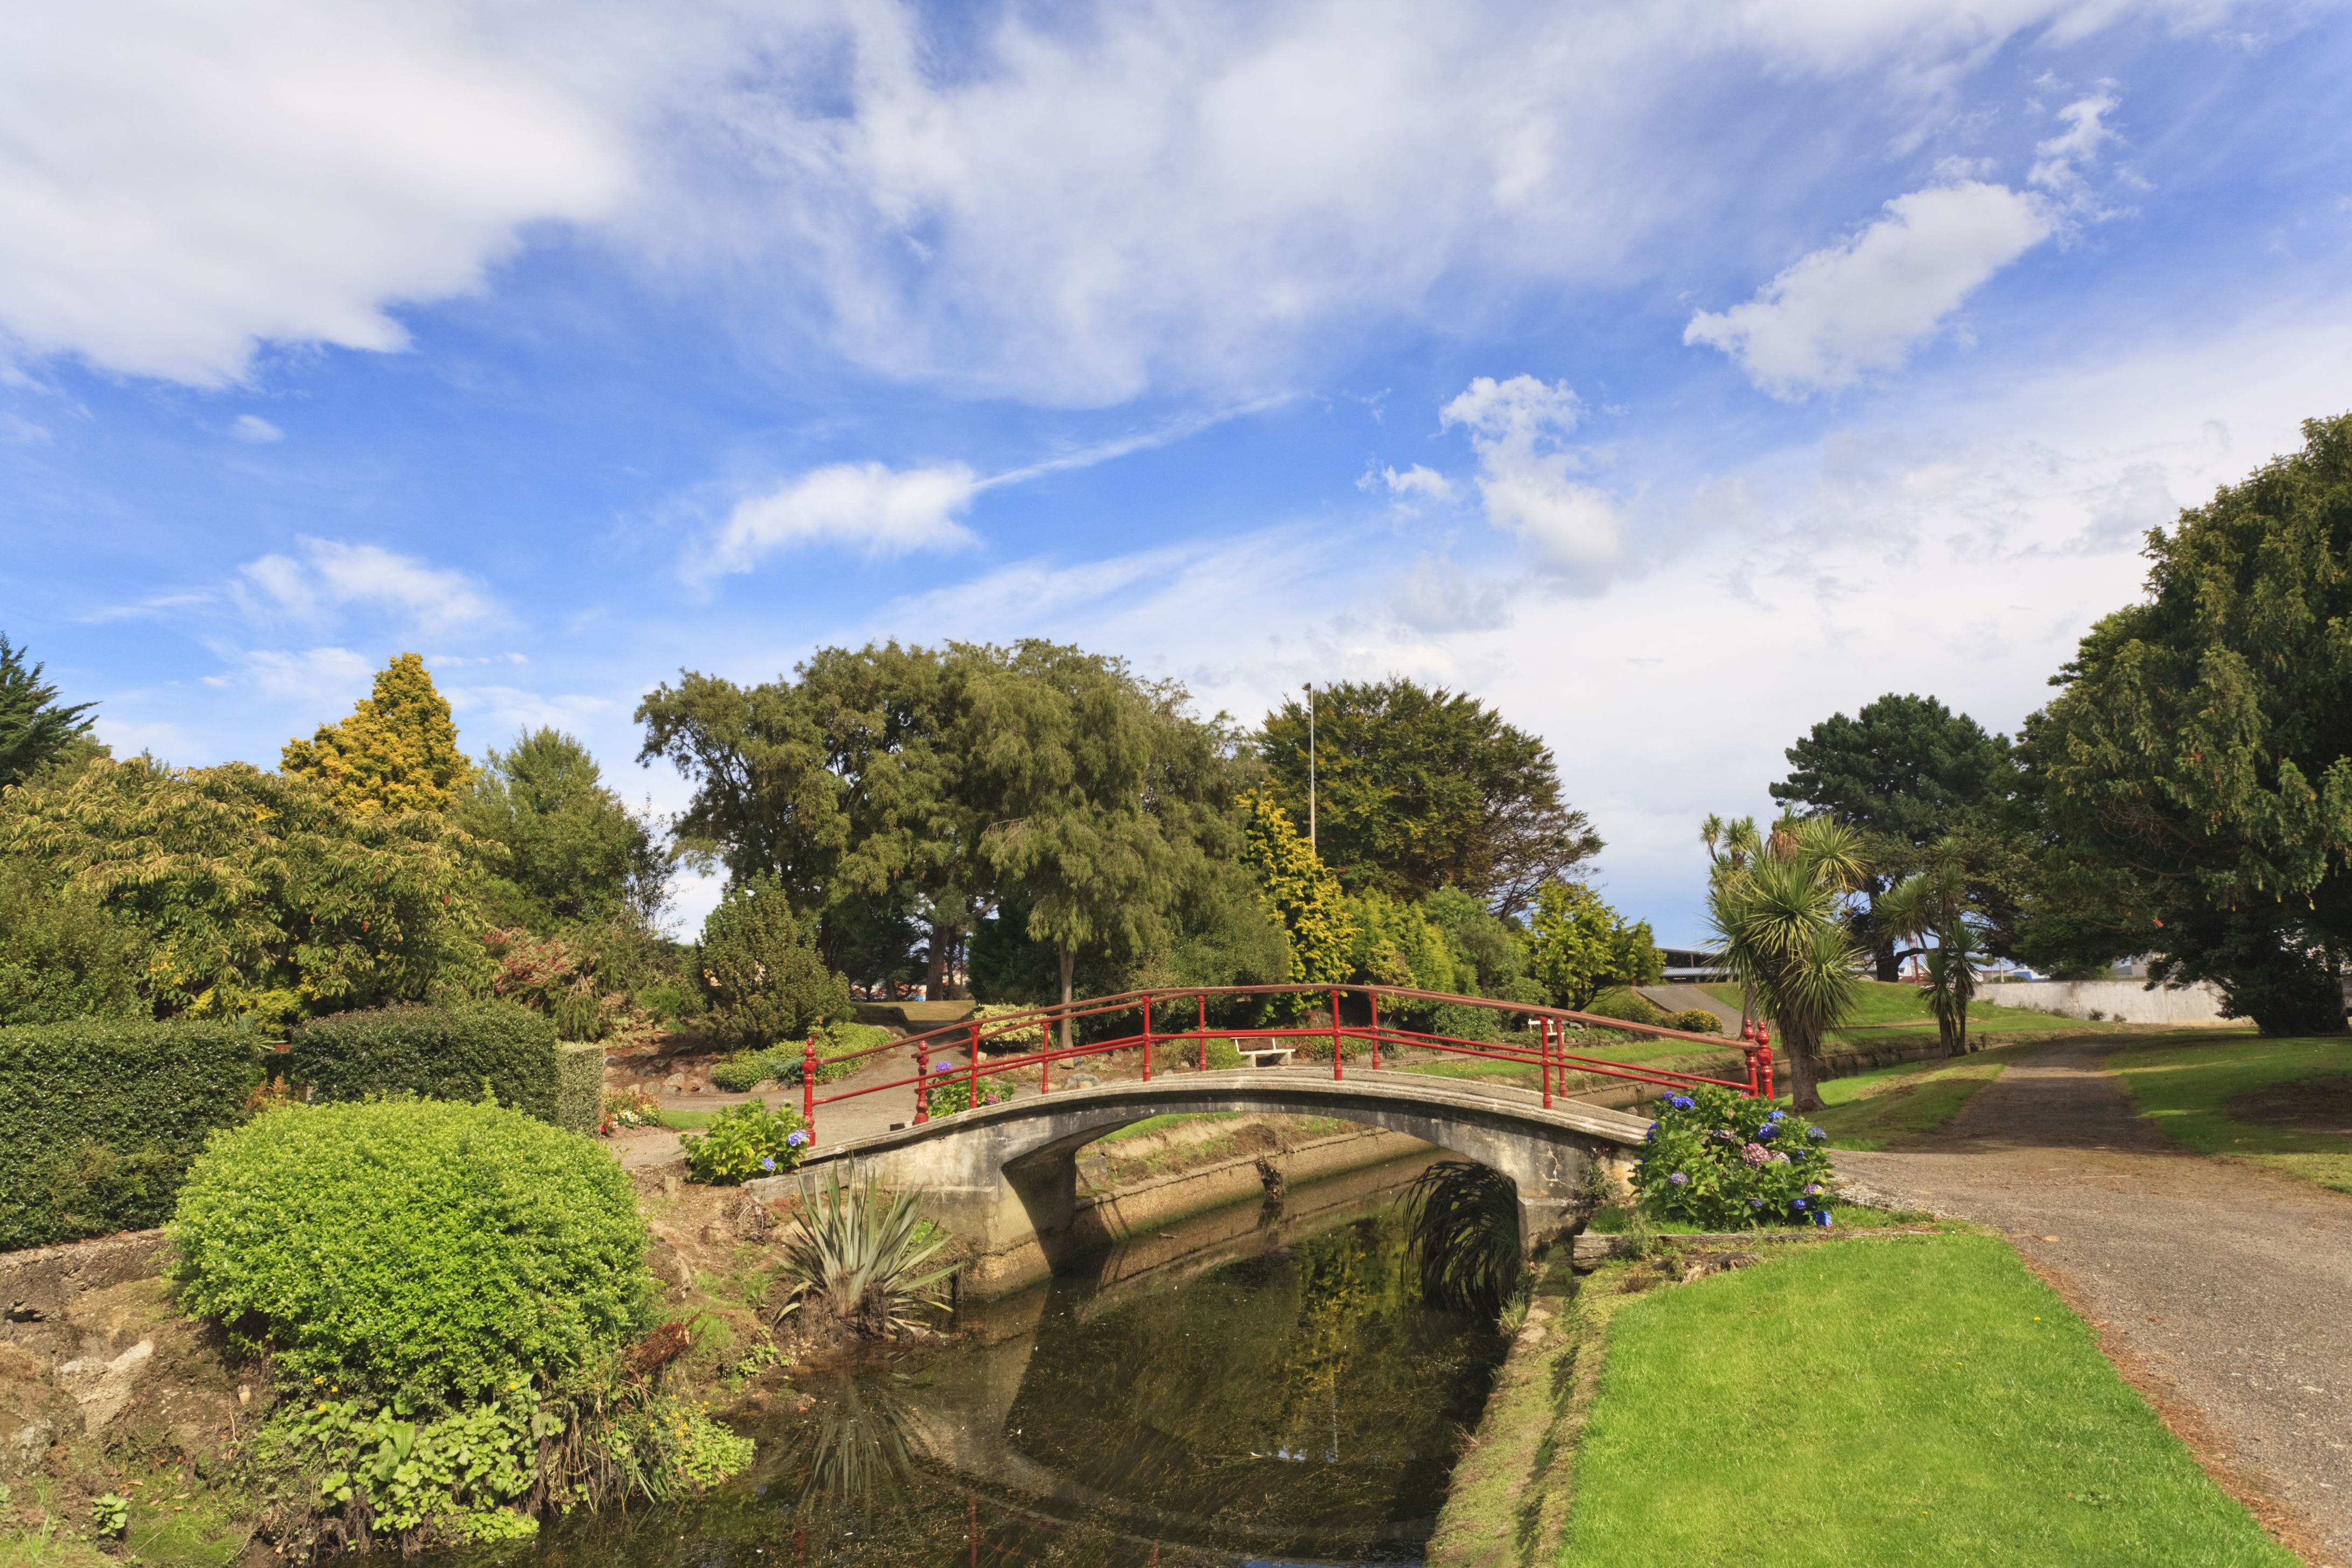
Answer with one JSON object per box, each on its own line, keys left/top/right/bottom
{"left": 1664, "top": 1008, "right": 1723, "bottom": 1034}
{"left": 679, "top": 1100, "right": 809, "bottom": 1185}
{"left": 170, "top": 1098, "right": 652, "bottom": 1410}
{"left": 1580, "top": 988, "right": 1665, "bottom": 1027}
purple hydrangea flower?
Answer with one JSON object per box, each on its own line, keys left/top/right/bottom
{"left": 1804, "top": 1184, "right": 1823, "bottom": 1195}
{"left": 786, "top": 1130, "right": 809, "bottom": 1147}
{"left": 1669, "top": 1095, "right": 1696, "bottom": 1110}
{"left": 1755, "top": 1123, "right": 1777, "bottom": 1142}
{"left": 1791, "top": 1198, "right": 1808, "bottom": 1211}
{"left": 760, "top": 1156, "right": 776, "bottom": 1172}
{"left": 1668, "top": 1172, "right": 1689, "bottom": 1186}
{"left": 1748, "top": 1198, "right": 1765, "bottom": 1209}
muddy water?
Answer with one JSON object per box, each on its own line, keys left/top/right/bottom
{"left": 527, "top": 1151, "right": 1505, "bottom": 1567}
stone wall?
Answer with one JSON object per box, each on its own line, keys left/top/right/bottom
{"left": 1977, "top": 978, "right": 2231, "bottom": 1025}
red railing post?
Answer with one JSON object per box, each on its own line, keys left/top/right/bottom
{"left": 1369, "top": 992, "right": 1380, "bottom": 1071}
{"left": 1542, "top": 1019, "right": 1553, "bottom": 1110}
{"left": 914, "top": 1035, "right": 931, "bottom": 1125}
{"left": 1197, "top": 991, "right": 1208, "bottom": 1072}
{"left": 1331, "top": 988, "right": 1342, "bottom": 1081}
{"left": 1758, "top": 1028, "right": 1774, "bottom": 1099}
{"left": 968, "top": 1021, "right": 979, "bottom": 1113}
{"left": 803, "top": 1033, "right": 818, "bottom": 1139}
{"left": 1141, "top": 991, "right": 1152, "bottom": 1082}
{"left": 1037, "top": 1014, "right": 1049, "bottom": 1094}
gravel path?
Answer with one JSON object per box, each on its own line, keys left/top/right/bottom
{"left": 1835, "top": 1035, "right": 2352, "bottom": 1565}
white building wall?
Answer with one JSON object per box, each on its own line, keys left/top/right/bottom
{"left": 1976, "top": 978, "right": 2231, "bottom": 1026}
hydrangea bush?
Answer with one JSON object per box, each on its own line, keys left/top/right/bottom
{"left": 1632, "top": 1084, "right": 1837, "bottom": 1230}
{"left": 679, "top": 1100, "right": 811, "bottom": 1185}
{"left": 925, "top": 1062, "right": 1012, "bottom": 1117}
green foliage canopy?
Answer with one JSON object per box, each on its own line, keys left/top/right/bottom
{"left": 1260, "top": 678, "right": 1600, "bottom": 912}
{"left": 0, "top": 854, "right": 145, "bottom": 1025}
{"left": 1240, "top": 787, "right": 1352, "bottom": 985}
{"left": 457, "top": 726, "right": 665, "bottom": 929}
{"left": 697, "top": 874, "right": 850, "bottom": 1046}
{"left": 1, "top": 758, "right": 482, "bottom": 1020}
{"left": 1525, "top": 881, "right": 1660, "bottom": 1011}
{"left": 2017, "top": 414, "right": 2352, "bottom": 1033}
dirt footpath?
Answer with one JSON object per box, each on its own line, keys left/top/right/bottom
{"left": 1836, "top": 1037, "right": 2352, "bottom": 1565}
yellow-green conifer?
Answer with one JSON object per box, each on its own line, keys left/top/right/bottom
{"left": 1240, "top": 788, "right": 1355, "bottom": 985}
{"left": 283, "top": 653, "right": 471, "bottom": 816}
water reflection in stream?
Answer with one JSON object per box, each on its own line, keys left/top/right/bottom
{"left": 529, "top": 1151, "right": 1504, "bottom": 1568}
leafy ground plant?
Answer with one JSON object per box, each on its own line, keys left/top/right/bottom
{"left": 774, "top": 1161, "right": 956, "bottom": 1342}
{"left": 1558, "top": 1235, "right": 2294, "bottom": 1564}
{"left": 2106, "top": 1032, "right": 2352, "bottom": 1193}
{"left": 680, "top": 1100, "right": 810, "bottom": 1184}
{"left": 923, "top": 1065, "right": 1011, "bottom": 1117}
{"left": 1633, "top": 1083, "right": 1836, "bottom": 1229}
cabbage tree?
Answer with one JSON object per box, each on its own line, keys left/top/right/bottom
{"left": 1707, "top": 816, "right": 1867, "bottom": 1111}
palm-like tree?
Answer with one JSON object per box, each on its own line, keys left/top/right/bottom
{"left": 1877, "top": 841, "right": 1978, "bottom": 1056}
{"left": 1707, "top": 815, "right": 1867, "bottom": 1111}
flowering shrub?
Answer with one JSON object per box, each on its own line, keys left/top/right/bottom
{"left": 925, "top": 1061, "right": 1012, "bottom": 1117}
{"left": 679, "top": 1100, "right": 811, "bottom": 1185}
{"left": 597, "top": 1087, "right": 661, "bottom": 1136}
{"left": 1632, "top": 1084, "right": 1837, "bottom": 1230}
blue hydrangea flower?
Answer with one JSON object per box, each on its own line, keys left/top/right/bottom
{"left": 1807, "top": 1127, "right": 1828, "bottom": 1140}
{"left": 786, "top": 1130, "right": 809, "bottom": 1147}
{"left": 1645, "top": 1126, "right": 1658, "bottom": 1142}
{"left": 1791, "top": 1198, "right": 1808, "bottom": 1211}
{"left": 1748, "top": 1198, "right": 1765, "bottom": 1209}
{"left": 1767, "top": 1110, "right": 1787, "bottom": 1121}
{"left": 1755, "top": 1123, "right": 1777, "bottom": 1142}
{"left": 1669, "top": 1095, "right": 1696, "bottom": 1110}
{"left": 760, "top": 1156, "right": 776, "bottom": 1172}
{"left": 1815, "top": 1211, "right": 1833, "bottom": 1229}
{"left": 1668, "top": 1172, "right": 1688, "bottom": 1186}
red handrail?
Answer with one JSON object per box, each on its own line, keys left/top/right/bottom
{"left": 786, "top": 983, "right": 1769, "bottom": 1146}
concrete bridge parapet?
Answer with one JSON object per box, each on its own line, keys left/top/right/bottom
{"left": 745, "top": 1068, "right": 1653, "bottom": 1295}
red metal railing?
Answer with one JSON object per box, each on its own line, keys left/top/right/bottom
{"left": 789, "top": 984, "right": 1775, "bottom": 1146}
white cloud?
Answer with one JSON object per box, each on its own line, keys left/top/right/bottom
{"left": 1378, "top": 464, "right": 1454, "bottom": 501}
{"left": 230, "top": 415, "right": 282, "bottom": 443}
{"left": 0, "top": 0, "right": 626, "bottom": 384}
{"left": 2030, "top": 92, "right": 2122, "bottom": 193}
{"left": 696, "top": 461, "right": 982, "bottom": 582}
{"left": 234, "top": 537, "right": 501, "bottom": 637}
{"left": 202, "top": 645, "right": 375, "bottom": 700}
{"left": 1440, "top": 375, "right": 1622, "bottom": 576}
{"left": 1684, "top": 181, "right": 2054, "bottom": 398}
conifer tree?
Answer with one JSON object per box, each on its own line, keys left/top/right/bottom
{"left": 1240, "top": 788, "right": 1354, "bottom": 986}
{"left": 0, "top": 634, "right": 99, "bottom": 791}
{"left": 283, "top": 653, "right": 471, "bottom": 816}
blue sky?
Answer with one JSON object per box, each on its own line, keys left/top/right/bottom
{"left": 6, "top": 0, "right": 2351, "bottom": 943}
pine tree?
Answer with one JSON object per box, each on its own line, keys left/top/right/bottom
{"left": 283, "top": 653, "right": 471, "bottom": 816}
{"left": 0, "top": 634, "right": 99, "bottom": 791}
{"left": 697, "top": 874, "right": 850, "bottom": 1046}
{"left": 1241, "top": 788, "right": 1354, "bottom": 985}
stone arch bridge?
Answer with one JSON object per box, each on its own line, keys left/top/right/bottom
{"left": 747, "top": 1068, "right": 1652, "bottom": 1295}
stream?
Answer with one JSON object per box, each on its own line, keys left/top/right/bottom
{"left": 520, "top": 1150, "right": 1507, "bottom": 1568}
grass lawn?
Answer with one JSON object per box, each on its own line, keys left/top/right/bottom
{"left": 2106, "top": 1032, "right": 2352, "bottom": 1195}
{"left": 1704, "top": 979, "right": 2128, "bottom": 1050}
{"left": 1559, "top": 1234, "right": 2294, "bottom": 1566}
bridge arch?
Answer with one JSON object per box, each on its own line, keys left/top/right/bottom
{"left": 749, "top": 1069, "right": 1653, "bottom": 1297}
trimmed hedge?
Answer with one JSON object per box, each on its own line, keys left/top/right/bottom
{"left": 170, "top": 1098, "right": 652, "bottom": 1409}
{"left": 555, "top": 1042, "right": 605, "bottom": 1135}
{"left": 290, "top": 1000, "right": 558, "bottom": 1121}
{"left": 0, "top": 1019, "right": 263, "bottom": 1251}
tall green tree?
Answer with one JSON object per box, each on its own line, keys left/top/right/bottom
{"left": 1707, "top": 816, "right": 1868, "bottom": 1111}
{"left": 1877, "top": 843, "right": 1978, "bottom": 1055}
{"left": 2015, "top": 414, "right": 2352, "bottom": 1034}
{"left": 457, "top": 727, "right": 666, "bottom": 929}
{"left": 0, "top": 634, "right": 99, "bottom": 790}
{"left": 1769, "top": 693, "right": 2010, "bottom": 979}
{"left": 957, "top": 642, "right": 1237, "bottom": 1048}
{"left": 1259, "top": 678, "right": 1600, "bottom": 911}
{"left": 1525, "top": 881, "right": 1660, "bottom": 1011}
{"left": 282, "top": 653, "right": 473, "bottom": 817}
